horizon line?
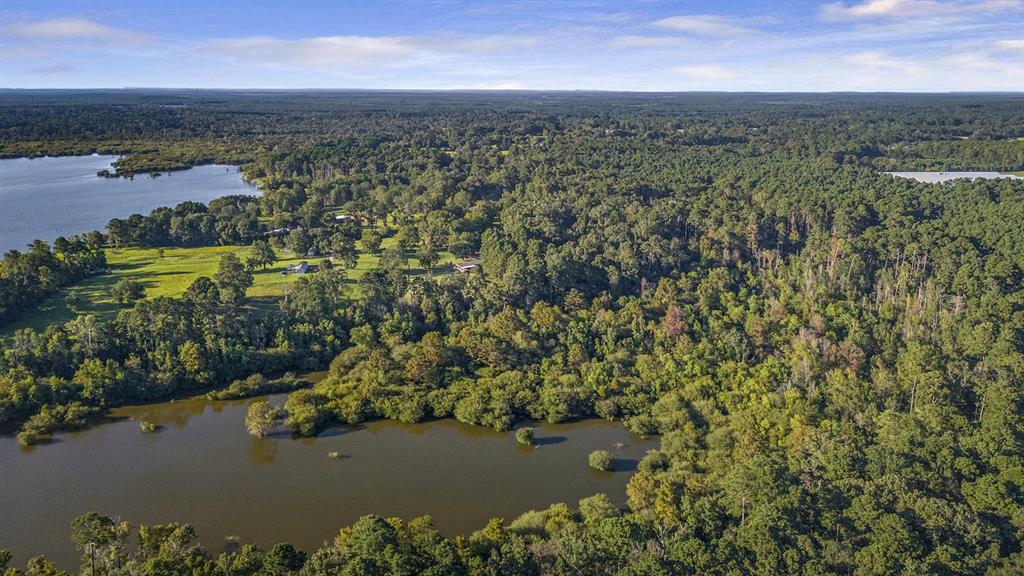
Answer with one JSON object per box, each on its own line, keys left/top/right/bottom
{"left": 1, "top": 87, "right": 1023, "bottom": 95}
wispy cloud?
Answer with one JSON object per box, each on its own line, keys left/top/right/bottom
{"left": 671, "top": 64, "right": 738, "bottom": 82}
{"left": 202, "top": 32, "right": 546, "bottom": 74}
{"left": 842, "top": 50, "right": 927, "bottom": 74}
{"left": 419, "top": 34, "right": 542, "bottom": 52}
{"left": 446, "top": 81, "right": 530, "bottom": 90}
{"left": 612, "top": 35, "right": 692, "bottom": 48}
{"left": 592, "top": 12, "right": 634, "bottom": 24}
{"left": 5, "top": 17, "right": 152, "bottom": 44}
{"left": 206, "top": 36, "right": 419, "bottom": 71}
{"left": 25, "top": 64, "right": 76, "bottom": 75}
{"left": 0, "top": 3, "right": 1019, "bottom": 91}
{"left": 652, "top": 15, "right": 760, "bottom": 37}
{"left": 830, "top": 46, "right": 1021, "bottom": 89}
{"left": 819, "top": 0, "right": 1022, "bottom": 21}
{"left": 993, "top": 39, "right": 1024, "bottom": 51}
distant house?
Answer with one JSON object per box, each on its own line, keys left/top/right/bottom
{"left": 334, "top": 214, "right": 353, "bottom": 221}
{"left": 283, "top": 261, "right": 309, "bottom": 275}
{"left": 452, "top": 258, "right": 481, "bottom": 273}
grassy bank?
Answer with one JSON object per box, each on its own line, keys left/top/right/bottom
{"left": 2, "top": 239, "right": 456, "bottom": 337}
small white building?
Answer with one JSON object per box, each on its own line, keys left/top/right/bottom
{"left": 452, "top": 258, "right": 481, "bottom": 273}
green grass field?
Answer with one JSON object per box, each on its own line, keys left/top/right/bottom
{"left": 3, "top": 238, "right": 457, "bottom": 337}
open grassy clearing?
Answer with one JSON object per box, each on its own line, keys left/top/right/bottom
{"left": 3, "top": 237, "right": 456, "bottom": 337}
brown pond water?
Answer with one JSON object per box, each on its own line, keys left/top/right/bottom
{"left": 0, "top": 389, "right": 655, "bottom": 569}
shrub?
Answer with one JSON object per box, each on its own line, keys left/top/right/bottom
{"left": 65, "top": 289, "right": 85, "bottom": 310}
{"left": 508, "top": 509, "right": 547, "bottom": 536}
{"left": 515, "top": 427, "right": 535, "bottom": 446}
{"left": 283, "top": 389, "right": 327, "bottom": 436}
{"left": 588, "top": 450, "right": 613, "bottom": 471}
{"left": 17, "top": 402, "right": 93, "bottom": 445}
{"left": 624, "top": 414, "right": 658, "bottom": 438}
{"left": 139, "top": 420, "right": 158, "bottom": 433}
{"left": 246, "top": 400, "right": 280, "bottom": 438}
{"left": 579, "top": 493, "right": 620, "bottom": 522}
{"left": 17, "top": 428, "right": 46, "bottom": 446}
{"left": 110, "top": 278, "right": 145, "bottom": 304}
{"left": 209, "top": 373, "right": 308, "bottom": 400}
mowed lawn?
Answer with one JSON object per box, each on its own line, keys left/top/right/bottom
{"left": 3, "top": 239, "right": 457, "bottom": 337}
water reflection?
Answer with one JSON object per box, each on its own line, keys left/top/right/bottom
{"left": 113, "top": 396, "right": 215, "bottom": 428}
{"left": 249, "top": 437, "right": 277, "bottom": 465}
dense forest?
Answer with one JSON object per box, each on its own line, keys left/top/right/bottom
{"left": 1, "top": 91, "right": 1023, "bottom": 575}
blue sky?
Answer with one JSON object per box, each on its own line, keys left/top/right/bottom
{"left": 1, "top": 0, "right": 1021, "bottom": 91}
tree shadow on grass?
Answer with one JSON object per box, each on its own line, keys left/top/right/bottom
{"left": 103, "top": 261, "right": 147, "bottom": 273}
{"left": 247, "top": 296, "right": 283, "bottom": 312}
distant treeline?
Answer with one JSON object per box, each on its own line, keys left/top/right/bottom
{"left": 876, "top": 138, "right": 1024, "bottom": 171}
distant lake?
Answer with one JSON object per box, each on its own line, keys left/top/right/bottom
{"left": 0, "top": 384, "right": 655, "bottom": 569}
{"left": 0, "top": 155, "right": 257, "bottom": 253}
{"left": 885, "top": 171, "right": 1024, "bottom": 184}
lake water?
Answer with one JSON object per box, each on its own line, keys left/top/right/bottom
{"left": 885, "top": 171, "right": 1024, "bottom": 184}
{"left": 0, "top": 155, "right": 257, "bottom": 253}
{"left": 0, "top": 389, "right": 655, "bottom": 568}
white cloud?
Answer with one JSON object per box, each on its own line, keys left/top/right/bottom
{"left": 671, "top": 65, "right": 738, "bottom": 82}
{"left": 943, "top": 49, "right": 1017, "bottom": 72}
{"left": 993, "top": 39, "right": 1024, "bottom": 50}
{"left": 652, "top": 15, "right": 758, "bottom": 37}
{"left": 423, "top": 34, "right": 541, "bottom": 52}
{"left": 592, "top": 12, "right": 634, "bottom": 24}
{"left": 26, "top": 64, "right": 75, "bottom": 75}
{"left": 207, "top": 36, "right": 419, "bottom": 70}
{"left": 819, "top": 0, "right": 1022, "bottom": 21}
{"left": 203, "top": 32, "right": 549, "bottom": 73}
{"left": 611, "top": 35, "right": 692, "bottom": 48}
{"left": 5, "top": 17, "right": 151, "bottom": 44}
{"left": 448, "top": 81, "right": 530, "bottom": 90}
{"left": 843, "top": 50, "right": 920, "bottom": 69}
{"left": 0, "top": 7, "right": 1019, "bottom": 91}
{"left": 828, "top": 47, "right": 1022, "bottom": 90}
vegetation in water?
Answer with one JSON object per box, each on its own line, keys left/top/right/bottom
{"left": 207, "top": 373, "right": 309, "bottom": 401}
{"left": 245, "top": 400, "right": 280, "bottom": 438}
{"left": 515, "top": 427, "right": 535, "bottom": 446}
{"left": 138, "top": 420, "right": 158, "bottom": 433}
{"left": 588, "top": 450, "right": 613, "bottom": 471}
{"left": 15, "top": 403, "right": 94, "bottom": 446}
